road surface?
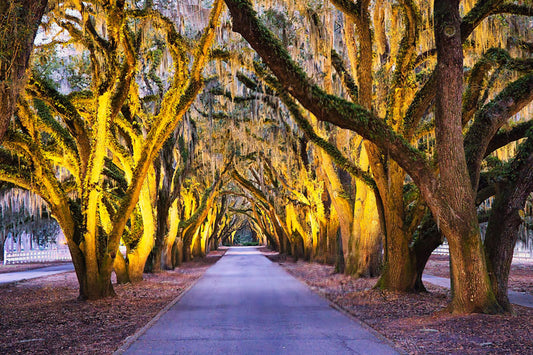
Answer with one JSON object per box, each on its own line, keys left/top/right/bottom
{"left": 0, "top": 264, "right": 74, "bottom": 285}
{"left": 423, "top": 274, "right": 533, "bottom": 308}
{"left": 121, "top": 246, "right": 398, "bottom": 355}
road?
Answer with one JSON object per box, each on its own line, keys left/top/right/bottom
{"left": 422, "top": 274, "right": 533, "bottom": 308}
{"left": 0, "top": 264, "right": 74, "bottom": 285}
{"left": 121, "top": 246, "right": 398, "bottom": 355}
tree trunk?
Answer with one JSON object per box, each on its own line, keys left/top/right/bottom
{"left": 318, "top": 152, "right": 354, "bottom": 273}
{"left": 125, "top": 182, "right": 156, "bottom": 281}
{"left": 444, "top": 219, "right": 499, "bottom": 313}
{"left": 171, "top": 237, "right": 183, "bottom": 268}
{"left": 484, "top": 134, "right": 533, "bottom": 311}
{"left": 146, "top": 194, "right": 171, "bottom": 273}
{"left": 113, "top": 253, "right": 130, "bottom": 284}
{"left": 412, "top": 215, "right": 444, "bottom": 292}
{"left": 0, "top": 0, "right": 48, "bottom": 142}
{"left": 484, "top": 200, "right": 521, "bottom": 311}
{"left": 349, "top": 145, "right": 383, "bottom": 277}
{"left": 76, "top": 251, "right": 115, "bottom": 300}
{"left": 431, "top": 0, "right": 502, "bottom": 313}
{"left": 376, "top": 227, "right": 416, "bottom": 291}
{"left": 376, "top": 163, "right": 417, "bottom": 290}
{"left": 81, "top": 272, "right": 116, "bottom": 300}
{"left": 0, "top": 231, "right": 4, "bottom": 262}
{"left": 326, "top": 208, "right": 340, "bottom": 264}
{"left": 484, "top": 167, "right": 533, "bottom": 311}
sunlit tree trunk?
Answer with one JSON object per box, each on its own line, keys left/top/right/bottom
{"left": 125, "top": 181, "right": 155, "bottom": 282}
{"left": 326, "top": 206, "right": 340, "bottom": 264}
{"left": 318, "top": 152, "right": 352, "bottom": 273}
{"left": 113, "top": 251, "right": 130, "bottom": 284}
{"left": 375, "top": 162, "right": 417, "bottom": 290}
{"left": 345, "top": 10, "right": 384, "bottom": 278}
{"left": 350, "top": 142, "right": 383, "bottom": 277}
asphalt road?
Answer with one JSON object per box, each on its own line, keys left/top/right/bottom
{"left": 422, "top": 274, "right": 533, "bottom": 308}
{"left": 0, "top": 264, "right": 74, "bottom": 285}
{"left": 122, "top": 246, "right": 398, "bottom": 355}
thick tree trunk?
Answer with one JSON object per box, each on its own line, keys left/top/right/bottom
{"left": 146, "top": 194, "right": 170, "bottom": 273}
{"left": 376, "top": 163, "right": 417, "bottom": 290}
{"left": 484, "top": 162, "right": 533, "bottom": 311}
{"left": 113, "top": 253, "right": 130, "bottom": 284}
{"left": 163, "top": 241, "right": 175, "bottom": 269}
{"left": 0, "top": 0, "right": 48, "bottom": 142}
{"left": 171, "top": 238, "right": 183, "bottom": 268}
{"left": 412, "top": 215, "right": 443, "bottom": 292}
{"left": 349, "top": 146, "right": 383, "bottom": 277}
{"left": 446, "top": 220, "right": 499, "bottom": 313}
{"left": 325, "top": 206, "right": 339, "bottom": 265}
{"left": 145, "top": 246, "right": 162, "bottom": 273}
{"left": 318, "top": 152, "right": 354, "bottom": 273}
{"left": 192, "top": 229, "right": 203, "bottom": 259}
{"left": 82, "top": 272, "right": 115, "bottom": 300}
{"left": 77, "top": 251, "right": 115, "bottom": 300}
{"left": 433, "top": 0, "right": 501, "bottom": 314}
{"left": 376, "top": 227, "right": 416, "bottom": 291}
{"left": 484, "top": 200, "right": 521, "bottom": 311}
{"left": 125, "top": 183, "right": 155, "bottom": 281}
{"left": 59, "top": 220, "right": 116, "bottom": 300}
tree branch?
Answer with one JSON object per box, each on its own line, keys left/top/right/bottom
{"left": 224, "top": 0, "right": 435, "bottom": 192}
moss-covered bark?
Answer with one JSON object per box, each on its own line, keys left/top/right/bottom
{"left": 0, "top": 0, "right": 48, "bottom": 142}
{"left": 0, "top": 0, "right": 224, "bottom": 300}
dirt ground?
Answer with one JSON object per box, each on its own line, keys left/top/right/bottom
{"left": 0, "top": 250, "right": 530, "bottom": 354}
{"left": 0, "top": 256, "right": 222, "bottom": 354}
{"left": 281, "top": 255, "right": 533, "bottom": 355}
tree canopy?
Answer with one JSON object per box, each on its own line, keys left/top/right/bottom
{"left": 0, "top": 0, "right": 532, "bottom": 314}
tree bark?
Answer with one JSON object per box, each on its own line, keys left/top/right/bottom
{"left": 0, "top": 0, "right": 48, "bottom": 142}
{"left": 484, "top": 149, "right": 533, "bottom": 311}
{"left": 433, "top": 0, "right": 500, "bottom": 313}
{"left": 375, "top": 160, "right": 418, "bottom": 290}
{"left": 350, "top": 145, "right": 383, "bottom": 277}
{"left": 113, "top": 253, "right": 130, "bottom": 284}
{"left": 223, "top": 0, "right": 505, "bottom": 312}
{"left": 412, "top": 215, "right": 444, "bottom": 292}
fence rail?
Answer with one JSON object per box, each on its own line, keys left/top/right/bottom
{"left": 3, "top": 249, "right": 72, "bottom": 265}
{"left": 432, "top": 243, "right": 533, "bottom": 261}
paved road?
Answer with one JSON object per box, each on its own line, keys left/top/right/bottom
{"left": 422, "top": 274, "right": 533, "bottom": 308}
{"left": 122, "top": 247, "right": 398, "bottom": 355}
{"left": 0, "top": 264, "right": 74, "bottom": 285}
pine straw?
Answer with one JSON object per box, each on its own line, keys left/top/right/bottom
{"left": 0, "top": 261, "right": 212, "bottom": 354}
{"left": 281, "top": 259, "right": 533, "bottom": 355}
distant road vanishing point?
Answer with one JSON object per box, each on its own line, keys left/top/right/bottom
{"left": 120, "top": 246, "right": 399, "bottom": 355}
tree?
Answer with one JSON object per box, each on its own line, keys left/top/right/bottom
{"left": 223, "top": 0, "right": 533, "bottom": 313}
{"left": 0, "top": 0, "right": 224, "bottom": 299}
{"left": 0, "top": 0, "right": 48, "bottom": 141}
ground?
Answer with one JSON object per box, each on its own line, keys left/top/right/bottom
{"left": 0, "top": 251, "right": 531, "bottom": 354}
{"left": 0, "top": 253, "right": 224, "bottom": 354}
{"left": 425, "top": 254, "right": 533, "bottom": 294}
{"left": 281, "top": 254, "right": 533, "bottom": 354}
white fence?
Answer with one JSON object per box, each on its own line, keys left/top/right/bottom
{"left": 3, "top": 248, "right": 71, "bottom": 264}
{"left": 433, "top": 243, "right": 533, "bottom": 261}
